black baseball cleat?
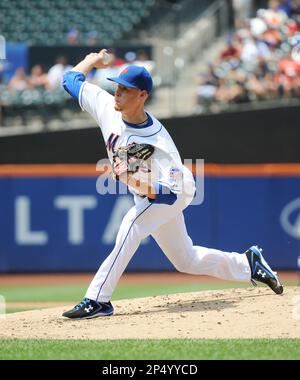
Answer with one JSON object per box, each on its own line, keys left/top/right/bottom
{"left": 62, "top": 298, "right": 114, "bottom": 320}
{"left": 245, "top": 245, "right": 283, "bottom": 295}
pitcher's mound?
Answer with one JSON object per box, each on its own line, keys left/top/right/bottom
{"left": 1, "top": 287, "right": 299, "bottom": 340}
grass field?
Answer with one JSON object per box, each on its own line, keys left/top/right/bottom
{"left": 1, "top": 281, "right": 254, "bottom": 313}
{"left": 1, "top": 279, "right": 297, "bottom": 312}
{"left": 0, "top": 279, "right": 299, "bottom": 360}
{"left": 0, "top": 339, "right": 300, "bottom": 360}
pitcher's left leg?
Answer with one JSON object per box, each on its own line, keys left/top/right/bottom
{"left": 152, "top": 213, "right": 283, "bottom": 293}
{"left": 152, "top": 213, "right": 251, "bottom": 282}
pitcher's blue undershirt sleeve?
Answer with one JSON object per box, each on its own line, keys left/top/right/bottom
{"left": 62, "top": 71, "right": 86, "bottom": 100}
{"left": 148, "top": 183, "right": 177, "bottom": 205}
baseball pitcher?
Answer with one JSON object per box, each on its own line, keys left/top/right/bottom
{"left": 61, "top": 49, "right": 283, "bottom": 319}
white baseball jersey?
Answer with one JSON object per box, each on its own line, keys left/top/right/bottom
{"left": 79, "top": 81, "right": 193, "bottom": 196}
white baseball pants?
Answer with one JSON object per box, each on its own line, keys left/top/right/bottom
{"left": 86, "top": 179, "right": 251, "bottom": 303}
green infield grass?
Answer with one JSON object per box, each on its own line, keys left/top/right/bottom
{"left": 0, "top": 339, "right": 299, "bottom": 360}
{"left": 1, "top": 282, "right": 251, "bottom": 314}
{"left": 1, "top": 279, "right": 296, "bottom": 314}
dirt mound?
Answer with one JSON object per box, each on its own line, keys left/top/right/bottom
{"left": 1, "top": 287, "right": 299, "bottom": 340}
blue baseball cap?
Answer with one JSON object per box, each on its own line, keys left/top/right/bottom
{"left": 107, "top": 65, "right": 153, "bottom": 93}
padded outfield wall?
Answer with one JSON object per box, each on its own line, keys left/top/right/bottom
{"left": 0, "top": 164, "right": 299, "bottom": 272}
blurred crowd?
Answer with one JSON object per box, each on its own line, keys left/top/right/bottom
{"left": 0, "top": 50, "right": 155, "bottom": 104}
{"left": 6, "top": 56, "right": 73, "bottom": 93}
{"left": 195, "top": 0, "right": 300, "bottom": 110}
{"left": 66, "top": 29, "right": 102, "bottom": 47}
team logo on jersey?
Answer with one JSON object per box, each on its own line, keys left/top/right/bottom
{"left": 106, "top": 133, "right": 119, "bottom": 153}
{"left": 169, "top": 167, "right": 183, "bottom": 191}
{"left": 169, "top": 167, "right": 182, "bottom": 181}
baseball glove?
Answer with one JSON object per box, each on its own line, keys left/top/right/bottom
{"left": 112, "top": 143, "right": 155, "bottom": 181}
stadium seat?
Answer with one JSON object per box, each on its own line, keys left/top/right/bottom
{"left": 0, "top": 0, "right": 156, "bottom": 45}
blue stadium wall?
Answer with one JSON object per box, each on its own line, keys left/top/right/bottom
{"left": 0, "top": 164, "right": 299, "bottom": 272}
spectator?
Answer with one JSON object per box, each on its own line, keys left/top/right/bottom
{"left": 274, "top": 65, "right": 293, "bottom": 96}
{"left": 67, "top": 29, "right": 79, "bottom": 45}
{"left": 194, "top": 70, "right": 218, "bottom": 109}
{"left": 28, "top": 64, "right": 50, "bottom": 90}
{"left": 262, "top": 1, "right": 288, "bottom": 28}
{"left": 7, "top": 67, "right": 29, "bottom": 91}
{"left": 133, "top": 50, "right": 155, "bottom": 74}
{"left": 250, "top": 13, "right": 268, "bottom": 36}
{"left": 124, "top": 51, "right": 137, "bottom": 65}
{"left": 240, "top": 35, "right": 260, "bottom": 63}
{"left": 260, "top": 26, "right": 282, "bottom": 46}
{"left": 255, "top": 37, "right": 272, "bottom": 59}
{"left": 86, "top": 31, "right": 99, "bottom": 46}
{"left": 47, "top": 55, "right": 72, "bottom": 90}
{"left": 219, "top": 37, "right": 241, "bottom": 60}
{"left": 291, "top": 71, "right": 300, "bottom": 94}
{"left": 232, "top": 0, "right": 254, "bottom": 28}
{"left": 263, "top": 72, "right": 279, "bottom": 98}
{"left": 246, "top": 72, "right": 267, "bottom": 99}
{"left": 291, "top": 0, "right": 300, "bottom": 16}
{"left": 278, "top": 0, "right": 293, "bottom": 17}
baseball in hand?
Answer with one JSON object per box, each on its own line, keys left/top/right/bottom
{"left": 102, "top": 52, "right": 112, "bottom": 64}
